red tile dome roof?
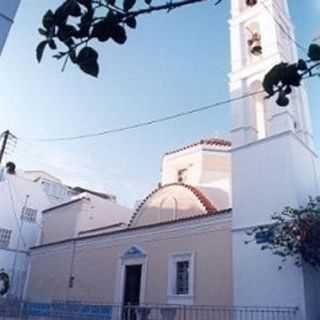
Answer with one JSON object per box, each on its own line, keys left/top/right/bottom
{"left": 129, "top": 183, "right": 218, "bottom": 227}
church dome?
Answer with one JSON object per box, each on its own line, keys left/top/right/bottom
{"left": 129, "top": 183, "right": 218, "bottom": 228}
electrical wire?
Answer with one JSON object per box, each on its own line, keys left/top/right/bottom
{"left": 261, "top": 0, "right": 308, "bottom": 55}
{"left": 20, "top": 90, "right": 263, "bottom": 143}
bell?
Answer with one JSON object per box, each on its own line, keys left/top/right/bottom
{"left": 248, "top": 32, "right": 262, "bottom": 56}
{"left": 250, "top": 43, "right": 262, "bottom": 55}
{"left": 246, "top": 0, "right": 257, "bottom": 6}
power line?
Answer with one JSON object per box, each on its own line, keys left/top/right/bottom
{"left": 14, "top": 4, "right": 304, "bottom": 144}
{"left": 261, "top": 0, "right": 308, "bottom": 55}
{"left": 20, "top": 90, "right": 263, "bottom": 143}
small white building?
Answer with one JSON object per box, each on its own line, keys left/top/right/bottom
{"left": 40, "top": 191, "right": 132, "bottom": 245}
{"left": 0, "top": 163, "right": 73, "bottom": 298}
{"left": 0, "top": 1, "right": 20, "bottom": 55}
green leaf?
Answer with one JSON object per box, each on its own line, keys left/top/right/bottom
{"left": 125, "top": 16, "right": 137, "bottom": 29}
{"left": 57, "top": 24, "right": 78, "bottom": 41}
{"left": 64, "top": 0, "right": 82, "bottom": 17}
{"left": 79, "top": 8, "right": 94, "bottom": 34}
{"left": 36, "top": 41, "right": 48, "bottom": 62}
{"left": 76, "top": 0, "right": 92, "bottom": 9}
{"left": 276, "top": 92, "right": 289, "bottom": 107}
{"left": 145, "top": 0, "right": 152, "bottom": 4}
{"left": 38, "top": 28, "right": 48, "bottom": 36}
{"left": 297, "top": 59, "right": 308, "bottom": 71}
{"left": 77, "top": 46, "right": 99, "bottom": 77}
{"left": 263, "top": 63, "right": 285, "bottom": 97}
{"left": 42, "top": 10, "right": 55, "bottom": 29}
{"left": 92, "top": 21, "right": 111, "bottom": 42}
{"left": 123, "top": 0, "right": 136, "bottom": 11}
{"left": 308, "top": 44, "right": 320, "bottom": 61}
{"left": 110, "top": 24, "right": 127, "bottom": 44}
{"left": 49, "top": 39, "right": 57, "bottom": 50}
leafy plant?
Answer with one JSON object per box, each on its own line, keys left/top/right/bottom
{"left": 246, "top": 197, "right": 320, "bottom": 270}
{"left": 36, "top": 0, "right": 222, "bottom": 77}
{"left": 263, "top": 44, "right": 320, "bottom": 107}
{"left": 37, "top": 0, "right": 319, "bottom": 108}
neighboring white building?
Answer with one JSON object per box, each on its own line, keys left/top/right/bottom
{"left": 0, "top": 1, "right": 20, "bottom": 55}
{"left": 40, "top": 191, "right": 132, "bottom": 245}
{"left": 23, "top": 170, "right": 75, "bottom": 206}
{"left": 0, "top": 163, "right": 73, "bottom": 298}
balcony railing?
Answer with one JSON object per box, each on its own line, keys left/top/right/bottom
{"left": 0, "top": 299, "right": 299, "bottom": 320}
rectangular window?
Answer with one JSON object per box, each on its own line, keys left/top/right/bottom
{"left": 21, "top": 207, "right": 38, "bottom": 223}
{"left": 168, "top": 252, "right": 194, "bottom": 304}
{"left": 176, "top": 260, "right": 189, "bottom": 295}
{"left": 0, "top": 228, "right": 12, "bottom": 248}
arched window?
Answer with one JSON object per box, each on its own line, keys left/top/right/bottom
{"left": 250, "top": 81, "right": 268, "bottom": 140}
{"left": 246, "top": 22, "right": 263, "bottom": 60}
{"left": 159, "top": 197, "right": 177, "bottom": 222}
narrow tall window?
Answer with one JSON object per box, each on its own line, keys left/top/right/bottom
{"left": 21, "top": 207, "right": 38, "bottom": 223}
{"left": 168, "top": 252, "right": 194, "bottom": 304}
{"left": 176, "top": 261, "right": 189, "bottom": 295}
{"left": 0, "top": 228, "right": 12, "bottom": 248}
{"left": 177, "top": 168, "right": 188, "bottom": 183}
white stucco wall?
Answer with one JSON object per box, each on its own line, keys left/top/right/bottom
{"left": 0, "top": 167, "right": 73, "bottom": 298}
{"left": 232, "top": 132, "right": 320, "bottom": 320}
{"left": 0, "top": 171, "right": 51, "bottom": 297}
{"left": 76, "top": 193, "right": 132, "bottom": 234}
{"left": 41, "top": 193, "right": 132, "bottom": 244}
{"left": 161, "top": 146, "right": 231, "bottom": 208}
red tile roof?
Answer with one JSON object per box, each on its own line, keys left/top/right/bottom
{"left": 129, "top": 183, "right": 218, "bottom": 226}
{"left": 164, "top": 138, "right": 231, "bottom": 156}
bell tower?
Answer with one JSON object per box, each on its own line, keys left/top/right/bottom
{"left": 229, "top": 0, "right": 313, "bottom": 148}
{"left": 230, "top": 1, "right": 320, "bottom": 319}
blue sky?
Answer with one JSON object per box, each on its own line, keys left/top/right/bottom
{"left": 0, "top": 0, "right": 319, "bottom": 207}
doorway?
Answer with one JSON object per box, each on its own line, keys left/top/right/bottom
{"left": 123, "top": 264, "right": 142, "bottom": 306}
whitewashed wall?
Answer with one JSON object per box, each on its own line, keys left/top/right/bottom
{"left": 0, "top": 169, "right": 71, "bottom": 298}
{"left": 232, "top": 132, "right": 320, "bottom": 320}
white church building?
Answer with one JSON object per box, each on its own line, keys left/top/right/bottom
{"left": 23, "top": 1, "right": 320, "bottom": 320}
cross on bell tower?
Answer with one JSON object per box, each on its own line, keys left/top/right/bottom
{"left": 229, "top": 0, "right": 313, "bottom": 148}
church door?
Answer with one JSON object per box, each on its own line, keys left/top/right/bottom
{"left": 123, "top": 265, "right": 142, "bottom": 320}
{"left": 123, "top": 264, "right": 142, "bottom": 306}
